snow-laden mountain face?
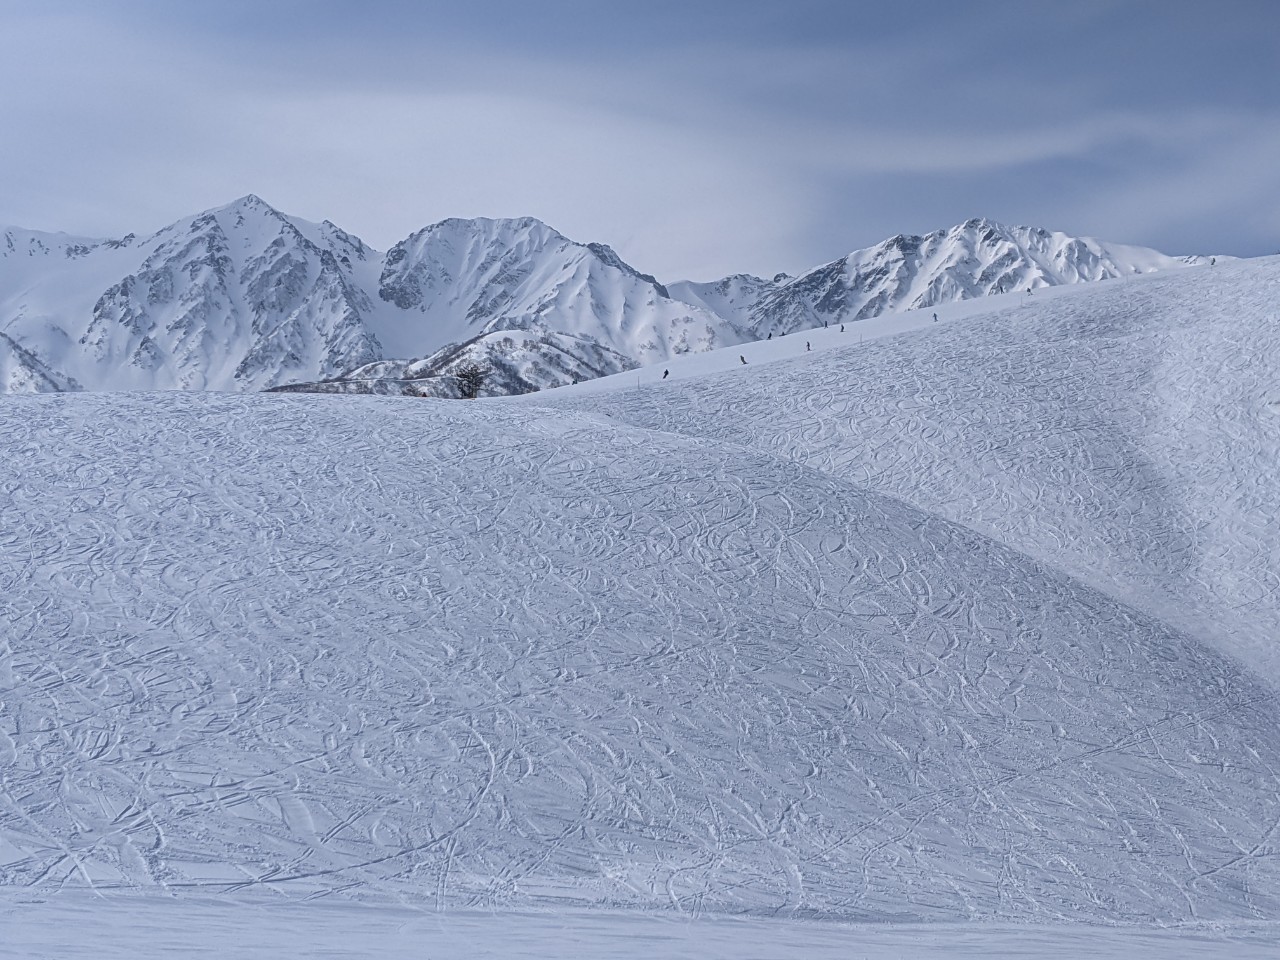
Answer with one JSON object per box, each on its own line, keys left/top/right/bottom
{"left": 1, "top": 200, "right": 1206, "bottom": 395}
{"left": 0, "top": 196, "right": 383, "bottom": 391}
{"left": 277, "top": 215, "right": 743, "bottom": 398}
{"left": 369, "top": 216, "right": 743, "bottom": 389}
{"left": 665, "top": 272, "right": 779, "bottom": 330}
{"left": 0, "top": 202, "right": 740, "bottom": 394}
{"left": 669, "top": 218, "right": 1210, "bottom": 337}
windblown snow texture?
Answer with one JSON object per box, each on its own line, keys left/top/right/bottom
{"left": 579, "top": 256, "right": 1280, "bottom": 687}
{"left": 2, "top": 257, "right": 1279, "bottom": 945}
{"left": 1, "top": 199, "right": 1203, "bottom": 395}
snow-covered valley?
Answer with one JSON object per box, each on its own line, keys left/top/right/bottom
{"left": 1, "top": 254, "right": 1277, "bottom": 956}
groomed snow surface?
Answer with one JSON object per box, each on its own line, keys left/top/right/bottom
{"left": 2, "top": 257, "right": 1279, "bottom": 956}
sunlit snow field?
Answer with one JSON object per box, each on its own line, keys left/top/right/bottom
{"left": 3, "top": 258, "right": 1279, "bottom": 956}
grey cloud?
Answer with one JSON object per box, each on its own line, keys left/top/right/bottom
{"left": 0, "top": 1, "right": 1275, "bottom": 284}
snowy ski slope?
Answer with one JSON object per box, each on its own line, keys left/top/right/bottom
{"left": 2, "top": 257, "right": 1278, "bottom": 956}
{"left": 561, "top": 257, "right": 1280, "bottom": 686}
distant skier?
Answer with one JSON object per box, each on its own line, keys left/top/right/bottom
{"left": 823, "top": 321, "right": 828, "bottom": 329}
{"left": 740, "top": 355, "right": 747, "bottom": 364}
{"left": 1211, "top": 257, "right": 1217, "bottom": 267}
{"left": 662, "top": 369, "right": 669, "bottom": 379}
{"left": 840, "top": 324, "right": 845, "bottom": 333}
{"left": 767, "top": 332, "right": 772, "bottom": 339}
{"left": 806, "top": 341, "right": 811, "bottom": 351}
{"left": 932, "top": 313, "right": 938, "bottom": 322}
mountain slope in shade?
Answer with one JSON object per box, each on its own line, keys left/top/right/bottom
{"left": 563, "top": 255, "right": 1280, "bottom": 686}
{"left": 665, "top": 273, "right": 782, "bottom": 331}
{"left": 0, "top": 331, "right": 77, "bottom": 392}
{"left": 274, "top": 330, "right": 638, "bottom": 398}
{"left": 669, "top": 218, "right": 1211, "bottom": 336}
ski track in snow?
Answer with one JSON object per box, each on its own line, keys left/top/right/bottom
{"left": 1, "top": 257, "right": 1279, "bottom": 953}
{"left": 566, "top": 258, "right": 1280, "bottom": 685}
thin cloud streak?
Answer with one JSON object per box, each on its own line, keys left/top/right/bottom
{"left": 0, "top": 2, "right": 1275, "bottom": 282}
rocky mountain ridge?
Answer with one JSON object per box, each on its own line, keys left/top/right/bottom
{"left": 668, "top": 219, "right": 1210, "bottom": 337}
{"left": 0, "top": 197, "right": 1208, "bottom": 395}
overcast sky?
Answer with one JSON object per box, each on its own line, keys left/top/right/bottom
{"left": 1, "top": 0, "right": 1277, "bottom": 280}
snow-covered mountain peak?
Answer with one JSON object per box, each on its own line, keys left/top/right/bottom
{"left": 1, "top": 195, "right": 382, "bottom": 392}
{"left": 204, "top": 192, "right": 283, "bottom": 224}
{"left": 669, "top": 218, "right": 1211, "bottom": 338}
{"left": 2, "top": 200, "right": 1217, "bottom": 397}
{"left": 187, "top": 195, "right": 312, "bottom": 250}
{"left": 377, "top": 215, "right": 567, "bottom": 310}
{"left": 319, "top": 219, "right": 374, "bottom": 263}
{"left": 363, "top": 212, "right": 741, "bottom": 389}
{"left": 160, "top": 195, "right": 375, "bottom": 271}
{"left": 409, "top": 214, "right": 565, "bottom": 247}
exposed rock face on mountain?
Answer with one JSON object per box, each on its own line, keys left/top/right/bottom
{"left": 0, "top": 200, "right": 739, "bottom": 395}
{"left": 0, "top": 200, "right": 1207, "bottom": 396}
{"left": 0, "top": 331, "right": 78, "bottom": 392}
{"left": 272, "top": 331, "right": 638, "bottom": 399}
{"left": 365, "top": 216, "right": 743, "bottom": 392}
{"left": 1, "top": 196, "right": 382, "bottom": 391}
{"left": 668, "top": 219, "right": 1210, "bottom": 337}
